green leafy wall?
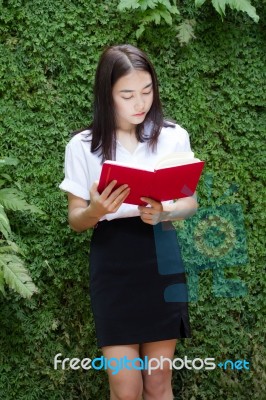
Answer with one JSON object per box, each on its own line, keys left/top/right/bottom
{"left": 0, "top": 1, "right": 265, "bottom": 399}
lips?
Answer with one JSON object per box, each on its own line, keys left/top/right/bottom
{"left": 133, "top": 112, "right": 145, "bottom": 117}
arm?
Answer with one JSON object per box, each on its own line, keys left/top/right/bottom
{"left": 68, "top": 180, "right": 130, "bottom": 232}
{"left": 161, "top": 195, "right": 198, "bottom": 221}
{"left": 138, "top": 195, "right": 198, "bottom": 225}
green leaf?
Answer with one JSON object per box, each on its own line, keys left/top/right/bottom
{"left": 169, "top": 5, "right": 180, "bottom": 15}
{"left": 156, "top": 0, "right": 179, "bottom": 14}
{"left": 143, "top": 9, "right": 161, "bottom": 24}
{"left": 211, "top": 0, "right": 259, "bottom": 22}
{"left": 0, "top": 173, "right": 13, "bottom": 183}
{"left": 0, "top": 205, "right": 11, "bottom": 239}
{"left": 6, "top": 240, "right": 24, "bottom": 254}
{"left": 0, "top": 245, "right": 15, "bottom": 254}
{"left": 228, "top": 0, "right": 259, "bottom": 23}
{"left": 0, "top": 188, "right": 44, "bottom": 214}
{"left": 176, "top": 20, "right": 196, "bottom": 46}
{"left": 0, "top": 269, "right": 6, "bottom": 296}
{"left": 158, "top": 9, "right": 173, "bottom": 25}
{"left": 139, "top": 0, "right": 157, "bottom": 11}
{"left": 117, "top": 0, "right": 140, "bottom": 11}
{"left": 2, "top": 254, "right": 38, "bottom": 299}
{"left": 0, "top": 240, "right": 24, "bottom": 255}
{"left": 195, "top": 0, "right": 207, "bottom": 6}
{"left": 211, "top": 0, "right": 226, "bottom": 16}
{"left": 0, "top": 157, "right": 18, "bottom": 168}
{"left": 136, "top": 23, "right": 146, "bottom": 38}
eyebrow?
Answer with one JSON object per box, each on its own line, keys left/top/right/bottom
{"left": 119, "top": 82, "right": 153, "bottom": 93}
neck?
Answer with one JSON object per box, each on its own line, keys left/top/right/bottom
{"left": 116, "top": 128, "right": 139, "bottom": 154}
{"left": 116, "top": 125, "right": 137, "bottom": 137}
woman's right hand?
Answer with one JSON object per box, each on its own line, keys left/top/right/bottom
{"left": 89, "top": 180, "right": 130, "bottom": 218}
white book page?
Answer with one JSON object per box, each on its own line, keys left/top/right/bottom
{"left": 104, "top": 160, "right": 154, "bottom": 172}
{"left": 155, "top": 151, "right": 201, "bottom": 169}
{"left": 156, "top": 158, "right": 201, "bottom": 169}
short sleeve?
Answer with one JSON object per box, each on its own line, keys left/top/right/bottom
{"left": 59, "top": 141, "right": 90, "bottom": 200}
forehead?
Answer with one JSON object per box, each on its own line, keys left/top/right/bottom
{"left": 113, "top": 70, "right": 152, "bottom": 91}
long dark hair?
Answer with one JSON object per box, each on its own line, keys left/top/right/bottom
{"left": 89, "top": 44, "right": 173, "bottom": 161}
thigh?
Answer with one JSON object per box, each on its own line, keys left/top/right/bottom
{"left": 101, "top": 344, "right": 143, "bottom": 399}
{"left": 140, "top": 339, "right": 177, "bottom": 378}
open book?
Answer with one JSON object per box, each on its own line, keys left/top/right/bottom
{"left": 98, "top": 152, "right": 205, "bottom": 205}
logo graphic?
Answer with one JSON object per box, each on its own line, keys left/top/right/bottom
{"left": 154, "top": 174, "right": 248, "bottom": 302}
{"left": 153, "top": 220, "right": 188, "bottom": 303}
{"left": 54, "top": 353, "right": 250, "bottom": 374}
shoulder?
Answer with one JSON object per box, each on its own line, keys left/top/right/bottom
{"left": 155, "top": 122, "right": 191, "bottom": 153}
{"left": 65, "top": 130, "right": 93, "bottom": 156}
{"left": 160, "top": 122, "right": 190, "bottom": 144}
{"left": 66, "top": 129, "right": 92, "bottom": 148}
{"left": 64, "top": 129, "right": 103, "bottom": 168}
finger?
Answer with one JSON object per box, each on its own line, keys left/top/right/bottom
{"left": 140, "top": 197, "right": 163, "bottom": 210}
{"left": 111, "top": 187, "right": 130, "bottom": 209}
{"left": 138, "top": 206, "right": 158, "bottom": 215}
{"left": 138, "top": 206, "right": 148, "bottom": 212}
{"left": 100, "top": 180, "right": 118, "bottom": 199}
{"left": 119, "top": 187, "right": 131, "bottom": 202}
{"left": 107, "top": 184, "right": 129, "bottom": 205}
{"left": 140, "top": 213, "right": 159, "bottom": 225}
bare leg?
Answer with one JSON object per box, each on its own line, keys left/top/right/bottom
{"left": 140, "top": 339, "right": 177, "bottom": 400}
{"left": 101, "top": 344, "right": 143, "bottom": 400}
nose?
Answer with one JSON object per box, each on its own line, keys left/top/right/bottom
{"left": 134, "top": 95, "right": 145, "bottom": 112}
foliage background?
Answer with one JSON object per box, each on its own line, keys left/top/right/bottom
{"left": 0, "top": 0, "right": 265, "bottom": 399}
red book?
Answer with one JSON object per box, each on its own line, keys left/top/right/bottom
{"left": 98, "top": 152, "right": 205, "bottom": 205}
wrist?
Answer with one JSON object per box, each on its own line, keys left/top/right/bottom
{"left": 162, "top": 202, "right": 175, "bottom": 213}
{"left": 83, "top": 203, "right": 102, "bottom": 221}
{"left": 161, "top": 202, "right": 184, "bottom": 221}
{"left": 160, "top": 203, "right": 174, "bottom": 221}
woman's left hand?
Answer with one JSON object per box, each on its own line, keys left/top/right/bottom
{"left": 138, "top": 197, "right": 164, "bottom": 225}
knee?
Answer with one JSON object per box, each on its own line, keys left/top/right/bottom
{"left": 143, "top": 368, "right": 172, "bottom": 396}
{"left": 111, "top": 382, "right": 142, "bottom": 400}
{"left": 113, "top": 394, "right": 141, "bottom": 400}
{"left": 112, "top": 389, "right": 142, "bottom": 400}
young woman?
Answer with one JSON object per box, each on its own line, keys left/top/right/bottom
{"left": 60, "top": 44, "right": 198, "bottom": 400}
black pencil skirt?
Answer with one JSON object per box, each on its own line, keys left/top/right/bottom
{"left": 89, "top": 217, "right": 191, "bottom": 348}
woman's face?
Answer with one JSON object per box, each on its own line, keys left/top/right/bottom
{"left": 112, "top": 69, "right": 153, "bottom": 132}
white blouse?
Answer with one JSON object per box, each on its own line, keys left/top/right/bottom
{"left": 59, "top": 124, "right": 192, "bottom": 221}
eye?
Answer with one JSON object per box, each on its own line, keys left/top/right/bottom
{"left": 122, "top": 96, "right": 133, "bottom": 100}
{"left": 143, "top": 90, "right": 152, "bottom": 95}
